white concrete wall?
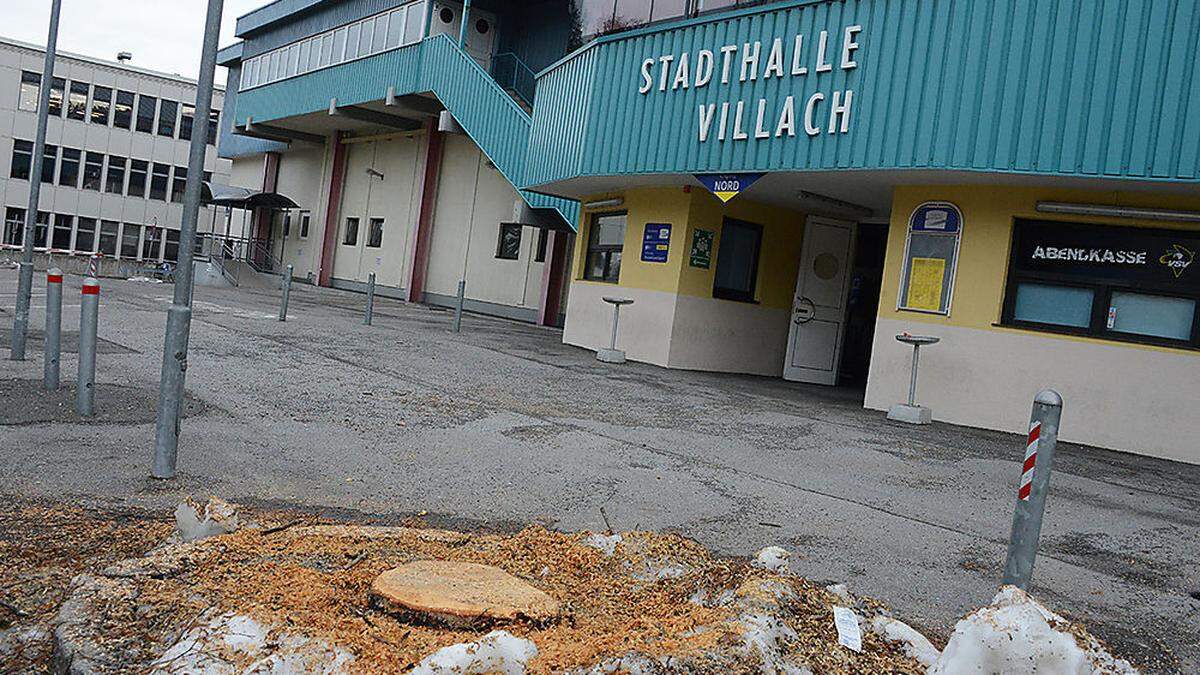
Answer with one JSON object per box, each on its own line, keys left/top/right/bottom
{"left": 562, "top": 281, "right": 677, "bottom": 366}
{"left": 668, "top": 295, "right": 791, "bottom": 376}
{"left": 864, "top": 317, "right": 1200, "bottom": 464}
{"left": 272, "top": 143, "right": 330, "bottom": 281}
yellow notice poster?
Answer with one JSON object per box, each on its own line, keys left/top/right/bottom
{"left": 906, "top": 257, "right": 946, "bottom": 311}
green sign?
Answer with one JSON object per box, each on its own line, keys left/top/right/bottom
{"left": 690, "top": 229, "right": 714, "bottom": 268}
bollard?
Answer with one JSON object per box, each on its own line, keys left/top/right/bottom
{"left": 453, "top": 279, "right": 466, "bottom": 333}
{"left": 364, "top": 272, "right": 376, "bottom": 326}
{"left": 76, "top": 277, "right": 100, "bottom": 416}
{"left": 1002, "top": 389, "right": 1064, "bottom": 590}
{"left": 43, "top": 268, "right": 64, "bottom": 390}
{"left": 278, "top": 264, "right": 293, "bottom": 322}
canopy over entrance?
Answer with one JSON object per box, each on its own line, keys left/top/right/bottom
{"left": 202, "top": 182, "right": 299, "bottom": 210}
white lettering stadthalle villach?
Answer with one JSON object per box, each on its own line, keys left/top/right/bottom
{"left": 637, "top": 25, "right": 862, "bottom": 143}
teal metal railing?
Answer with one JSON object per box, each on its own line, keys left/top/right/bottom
{"left": 490, "top": 52, "right": 538, "bottom": 109}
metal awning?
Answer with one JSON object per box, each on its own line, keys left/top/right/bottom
{"left": 202, "top": 182, "right": 299, "bottom": 209}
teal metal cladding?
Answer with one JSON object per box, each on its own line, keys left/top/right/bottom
{"left": 234, "top": 34, "right": 579, "bottom": 229}
{"left": 527, "top": 0, "right": 1200, "bottom": 187}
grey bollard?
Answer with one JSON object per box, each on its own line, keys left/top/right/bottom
{"left": 364, "top": 272, "right": 376, "bottom": 326}
{"left": 453, "top": 279, "right": 465, "bottom": 333}
{"left": 76, "top": 277, "right": 100, "bottom": 416}
{"left": 279, "top": 264, "right": 293, "bottom": 322}
{"left": 1002, "top": 389, "right": 1064, "bottom": 590}
{"left": 43, "top": 268, "right": 64, "bottom": 389}
{"left": 10, "top": 262, "right": 34, "bottom": 361}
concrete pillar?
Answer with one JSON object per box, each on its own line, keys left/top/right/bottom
{"left": 406, "top": 118, "right": 445, "bottom": 303}
{"left": 318, "top": 132, "right": 349, "bottom": 287}
{"left": 537, "top": 230, "right": 571, "bottom": 327}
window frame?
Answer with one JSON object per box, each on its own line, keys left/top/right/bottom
{"left": 583, "top": 211, "right": 627, "bottom": 283}
{"left": 113, "top": 90, "right": 135, "bottom": 129}
{"left": 58, "top": 148, "right": 81, "bottom": 188}
{"left": 90, "top": 86, "right": 112, "bottom": 125}
{"left": 366, "top": 217, "right": 385, "bottom": 248}
{"left": 66, "top": 81, "right": 89, "bottom": 121}
{"left": 157, "top": 100, "right": 178, "bottom": 137}
{"left": 10, "top": 139, "right": 33, "bottom": 180}
{"left": 712, "top": 217, "right": 764, "bottom": 303}
{"left": 342, "top": 217, "right": 360, "bottom": 246}
{"left": 18, "top": 71, "right": 40, "bottom": 112}
{"left": 135, "top": 94, "right": 157, "bottom": 133}
{"left": 495, "top": 223, "right": 522, "bottom": 260}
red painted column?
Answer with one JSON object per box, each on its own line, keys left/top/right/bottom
{"left": 252, "top": 152, "right": 280, "bottom": 241}
{"left": 537, "top": 230, "right": 571, "bottom": 327}
{"left": 318, "top": 133, "right": 348, "bottom": 287}
{"left": 406, "top": 119, "right": 444, "bottom": 303}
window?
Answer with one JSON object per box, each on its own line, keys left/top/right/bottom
{"left": 179, "top": 104, "right": 195, "bottom": 141}
{"left": 342, "top": 217, "right": 359, "bottom": 245}
{"left": 298, "top": 40, "right": 312, "bottom": 73}
{"left": 18, "top": 71, "right": 40, "bottom": 112}
{"left": 284, "top": 46, "right": 298, "bottom": 77}
{"left": 67, "top": 81, "right": 88, "bottom": 120}
{"left": 281, "top": 212, "right": 291, "bottom": 238}
{"left": 105, "top": 156, "right": 126, "bottom": 193}
{"left": 583, "top": 212, "right": 626, "bottom": 282}
{"left": 404, "top": 4, "right": 424, "bottom": 43}
{"left": 33, "top": 211, "right": 49, "bottom": 248}
{"left": 127, "top": 159, "right": 148, "bottom": 198}
{"left": 99, "top": 220, "right": 119, "bottom": 256}
{"left": 359, "top": 18, "right": 375, "bottom": 57}
{"left": 319, "top": 34, "right": 334, "bottom": 67}
{"left": 136, "top": 95, "right": 157, "bottom": 133}
{"left": 164, "top": 229, "right": 181, "bottom": 262}
{"left": 535, "top": 228, "right": 549, "bottom": 262}
{"left": 90, "top": 86, "right": 111, "bottom": 124}
{"left": 4, "top": 207, "right": 25, "bottom": 246}
{"left": 207, "top": 110, "right": 219, "bottom": 145}
{"left": 113, "top": 90, "right": 134, "bottom": 129}
{"left": 387, "top": 9, "right": 405, "bottom": 48}
{"left": 149, "top": 163, "right": 170, "bottom": 200}
{"left": 171, "top": 166, "right": 187, "bottom": 203}
{"left": 367, "top": 217, "right": 384, "bottom": 248}
{"left": 496, "top": 223, "right": 521, "bottom": 259}
{"left": 713, "top": 218, "right": 763, "bottom": 302}
{"left": 157, "top": 100, "right": 178, "bottom": 137}
{"left": 10, "top": 140, "right": 33, "bottom": 180}
{"left": 51, "top": 215, "right": 73, "bottom": 250}
{"left": 332, "top": 28, "right": 348, "bottom": 63}
{"left": 898, "top": 202, "right": 962, "bottom": 315}
{"left": 299, "top": 211, "right": 311, "bottom": 239}
{"left": 76, "top": 217, "right": 97, "bottom": 253}
{"left": 41, "top": 145, "right": 57, "bottom": 183}
{"left": 346, "top": 22, "right": 361, "bottom": 60}
{"left": 1002, "top": 219, "right": 1200, "bottom": 348}
{"left": 58, "top": 148, "right": 81, "bottom": 187}
{"left": 82, "top": 152, "right": 104, "bottom": 190}
{"left": 47, "top": 77, "right": 64, "bottom": 117}
{"left": 142, "top": 226, "right": 161, "bottom": 260}
{"left": 120, "top": 223, "right": 141, "bottom": 259}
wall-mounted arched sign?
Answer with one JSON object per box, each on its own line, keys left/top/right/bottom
{"left": 898, "top": 202, "right": 964, "bottom": 315}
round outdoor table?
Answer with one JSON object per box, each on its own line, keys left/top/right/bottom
{"left": 886, "top": 333, "right": 941, "bottom": 425}
{"left": 597, "top": 297, "right": 634, "bottom": 364}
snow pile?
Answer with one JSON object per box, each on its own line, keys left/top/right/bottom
{"left": 151, "top": 613, "right": 354, "bottom": 674}
{"left": 752, "top": 546, "right": 791, "bottom": 573}
{"left": 127, "top": 275, "right": 163, "bottom": 283}
{"left": 411, "top": 630, "right": 538, "bottom": 675}
{"left": 583, "top": 533, "right": 623, "bottom": 556}
{"left": 174, "top": 496, "right": 240, "bottom": 542}
{"left": 870, "top": 615, "right": 940, "bottom": 667}
{"left": 930, "top": 586, "right": 1138, "bottom": 675}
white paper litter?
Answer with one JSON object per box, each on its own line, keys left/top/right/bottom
{"left": 752, "top": 546, "right": 791, "bottom": 573}
{"left": 832, "top": 606, "right": 862, "bottom": 653}
{"left": 411, "top": 630, "right": 538, "bottom": 675}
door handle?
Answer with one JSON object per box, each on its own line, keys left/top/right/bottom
{"left": 794, "top": 297, "right": 816, "bottom": 324}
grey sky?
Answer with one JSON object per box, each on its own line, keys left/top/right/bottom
{"left": 1, "top": 0, "right": 268, "bottom": 85}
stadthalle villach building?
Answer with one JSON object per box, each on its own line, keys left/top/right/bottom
{"left": 210, "top": 0, "right": 1199, "bottom": 463}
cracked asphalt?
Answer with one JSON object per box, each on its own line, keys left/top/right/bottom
{"left": 1, "top": 265, "right": 1198, "bottom": 672}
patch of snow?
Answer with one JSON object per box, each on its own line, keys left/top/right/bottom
{"left": 174, "top": 496, "right": 240, "bottom": 542}
{"left": 930, "top": 586, "right": 1138, "bottom": 675}
{"left": 870, "top": 615, "right": 940, "bottom": 667}
{"left": 825, "top": 583, "right": 852, "bottom": 605}
{"left": 688, "top": 587, "right": 736, "bottom": 607}
{"left": 738, "top": 613, "right": 811, "bottom": 675}
{"left": 151, "top": 613, "right": 353, "bottom": 674}
{"left": 127, "top": 276, "right": 163, "bottom": 283}
{"left": 411, "top": 630, "right": 538, "bottom": 675}
{"left": 584, "top": 533, "right": 622, "bottom": 556}
{"left": 631, "top": 559, "right": 688, "bottom": 582}
{"left": 752, "top": 546, "right": 791, "bottom": 573}
{"left": 221, "top": 614, "right": 268, "bottom": 652}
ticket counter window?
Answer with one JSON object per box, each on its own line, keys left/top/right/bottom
{"left": 584, "top": 212, "right": 626, "bottom": 283}
{"left": 1002, "top": 219, "right": 1200, "bottom": 349}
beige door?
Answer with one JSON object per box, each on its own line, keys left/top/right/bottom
{"left": 783, "top": 217, "right": 856, "bottom": 385}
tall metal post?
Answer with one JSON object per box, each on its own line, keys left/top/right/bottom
{"left": 10, "top": 0, "right": 62, "bottom": 361}
{"left": 43, "top": 268, "right": 64, "bottom": 389}
{"left": 1002, "top": 389, "right": 1064, "bottom": 590}
{"left": 152, "top": 0, "right": 225, "bottom": 479}
{"left": 907, "top": 343, "right": 921, "bottom": 407}
{"left": 279, "top": 265, "right": 293, "bottom": 321}
{"left": 364, "top": 272, "right": 376, "bottom": 325}
{"left": 76, "top": 278, "right": 100, "bottom": 416}
{"left": 458, "top": 0, "right": 473, "bottom": 46}
{"left": 453, "top": 279, "right": 466, "bottom": 333}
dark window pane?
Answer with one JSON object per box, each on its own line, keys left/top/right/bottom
{"left": 164, "top": 229, "right": 181, "bottom": 262}
{"left": 4, "top": 207, "right": 26, "bottom": 246}
{"left": 128, "top": 159, "right": 148, "bottom": 198}
{"left": 18, "top": 71, "right": 40, "bottom": 112}
{"left": 52, "top": 214, "right": 73, "bottom": 250}
{"left": 91, "top": 86, "right": 111, "bottom": 124}
{"left": 41, "top": 144, "right": 57, "bottom": 183}
{"left": 342, "top": 217, "right": 359, "bottom": 245}
{"left": 120, "top": 224, "right": 141, "bottom": 258}
{"left": 713, "top": 218, "right": 762, "bottom": 302}
{"left": 105, "top": 156, "right": 126, "bottom": 193}
{"left": 59, "top": 148, "right": 81, "bottom": 187}
{"left": 495, "top": 223, "right": 521, "bottom": 259}
{"left": 207, "top": 110, "right": 219, "bottom": 145}
{"left": 150, "top": 162, "right": 170, "bottom": 200}
{"left": 67, "top": 81, "right": 88, "bottom": 120}
{"left": 142, "top": 226, "right": 161, "bottom": 260}
{"left": 99, "top": 220, "right": 120, "bottom": 255}
{"left": 179, "top": 104, "right": 195, "bottom": 141}
{"left": 34, "top": 211, "right": 49, "bottom": 248}
{"left": 47, "top": 77, "right": 64, "bottom": 116}
{"left": 10, "top": 139, "right": 32, "bottom": 180}
{"left": 113, "top": 90, "right": 134, "bottom": 128}
{"left": 76, "top": 217, "right": 97, "bottom": 252}
{"left": 136, "top": 95, "right": 157, "bottom": 133}
{"left": 367, "top": 217, "right": 384, "bottom": 248}
{"left": 157, "top": 100, "right": 178, "bottom": 137}
{"left": 82, "top": 152, "right": 104, "bottom": 190}
{"left": 171, "top": 166, "right": 187, "bottom": 203}
{"left": 535, "top": 228, "right": 548, "bottom": 262}
{"left": 299, "top": 212, "right": 310, "bottom": 238}
{"left": 583, "top": 212, "right": 626, "bottom": 283}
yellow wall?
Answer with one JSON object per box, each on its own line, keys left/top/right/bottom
{"left": 882, "top": 185, "right": 1200, "bottom": 348}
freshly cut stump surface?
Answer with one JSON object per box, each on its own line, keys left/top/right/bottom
{"left": 371, "top": 560, "right": 561, "bottom": 625}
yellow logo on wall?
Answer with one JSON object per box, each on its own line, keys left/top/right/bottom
{"left": 1159, "top": 244, "right": 1195, "bottom": 278}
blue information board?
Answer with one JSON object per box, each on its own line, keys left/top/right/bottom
{"left": 909, "top": 202, "right": 963, "bottom": 233}
{"left": 641, "top": 223, "right": 672, "bottom": 263}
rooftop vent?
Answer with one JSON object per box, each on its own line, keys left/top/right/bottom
{"left": 117, "top": 52, "right": 133, "bottom": 63}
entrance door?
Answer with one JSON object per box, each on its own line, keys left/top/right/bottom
{"left": 783, "top": 217, "right": 856, "bottom": 384}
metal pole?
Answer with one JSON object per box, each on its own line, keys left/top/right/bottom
{"left": 458, "top": 0, "right": 473, "bottom": 46}
{"left": 76, "top": 278, "right": 100, "bottom": 416}
{"left": 43, "top": 268, "right": 63, "bottom": 389}
{"left": 152, "top": 0, "right": 225, "bottom": 479}
{"left": 364, "top": 272, "right": 376, "bottom": 325}
{"left": 609, "top": 304, "right": 621, "bottom": 350}
{"left": 453, "top": 279, "right": 465, "bottom": 333}
{"left": 10, "top": 0, "right": 62, "bottom": 361}
{"left": 907, "top": 344, "right": 920, "bottom": 407}
{"left": 279, "top": 264, "right": 293, "bottom": 321}
{"left": 1002, "top": 389, "right": 1064, "bottom": 590}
